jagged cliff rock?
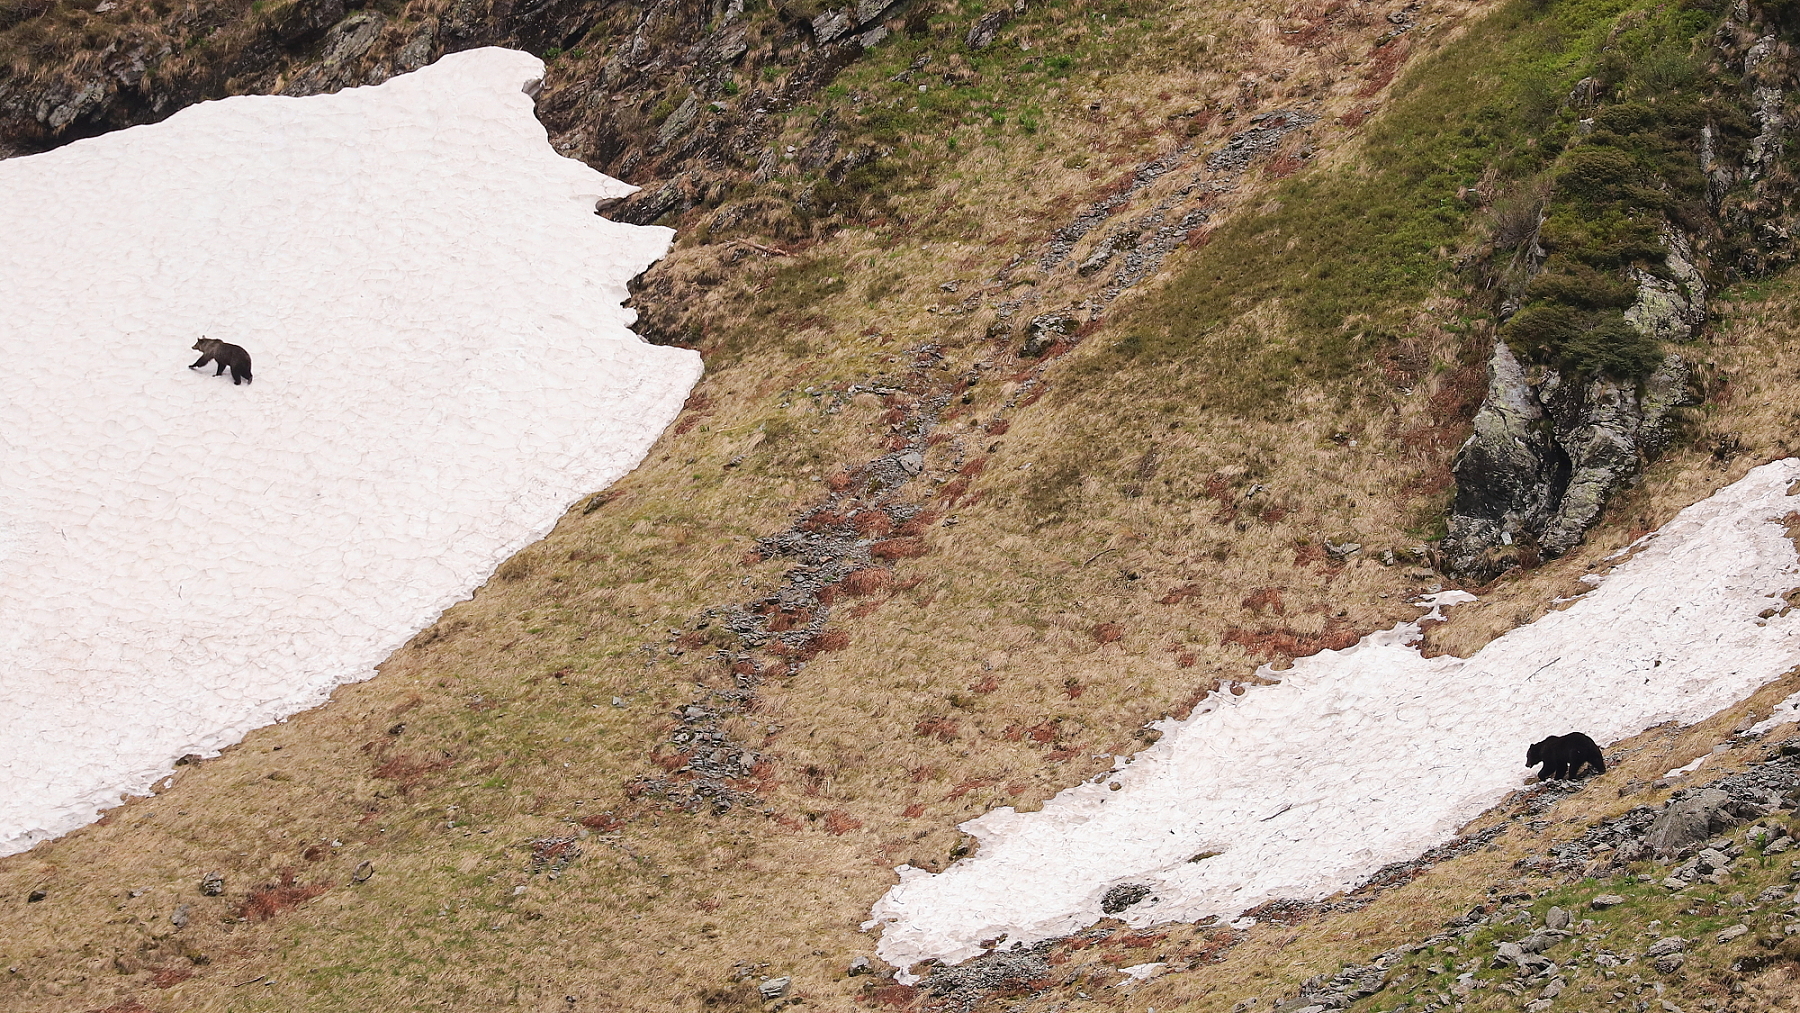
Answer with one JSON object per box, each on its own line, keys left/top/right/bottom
{"left": 1442, "top": 340, "right": 1693, "bottom": 582}
{"left": 1442, "top": 4, "right": 1800, "bottom": 582}
{"left": 1447, "top": 222, "right": 1709, "bottom": 581}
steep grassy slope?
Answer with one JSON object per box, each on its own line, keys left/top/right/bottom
{"left": 6, "top": 0, "right": 1800, "bottom": 1011}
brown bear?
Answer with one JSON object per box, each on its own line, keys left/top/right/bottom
{"left": 1526, "top": 732, "right": 1606, "bottom": 780}
{"left": 189, "top": 337, "right": 252, "bottom": 385}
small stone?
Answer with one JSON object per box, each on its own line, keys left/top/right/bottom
{"left": 1525, "top": 1000, "right": 1553, "bottom": 1013}
{"left": 1757, "top": 885, "right": 1792, "bottom": 904}
{"left": 1652, "top": 953, "right": 1686, "bottom": 974}
{"left": 1545, "top": 906, "right": 1572, "bottom": 931}
{"left": 170, "top": 904, "right": 190, "bottom": 929}
{"left": 611, "top": 697, "right": 625, "bottom": 708}
{"left": 758, "top": 976, "right": 791, "bottom": 1000}
{"left": 847, "top": 956, "right": 872, "bottom": 976}
{"left": 1717, "top": 923, "right": 1750, "bottom": 943}
{"left": 200, "top": 872, "right": 224, "bottom": 896}
{"left": 897, "top": 452, "right": 925, "bottom": 475}
{"left": 1492, "top": 942, "right": 1525, "bottom": 968}
{"left": 1662, "top": 877, "right": 1689, "bottom": 890}
{"left": 25, "top": 890, "right": 45, "bottom": 903}
{"left": 1589, "top": 894, "right": 1626, "bottom": 910}
{"left": 1644, "top": 937, "right": 1687, "bottom": 959}
{"left": 1767, "top": 836, "right": 1794, "bottom": 854}
{"left": 1518, "top": 929, "right": 1565, "bottom": 954}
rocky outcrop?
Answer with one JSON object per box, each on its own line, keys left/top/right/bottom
{"left": 1442, "top": 337, "right": 1692, "bottom": 582}
{"left": 1446, "top": 213, "right": 1707, "bottom": 582}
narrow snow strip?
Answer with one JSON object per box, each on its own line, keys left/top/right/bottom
{"left": 869, "top": 460, "right": 1800, "bottom": 977}
{"left": 0, "top": 48, "right": 700, "bottom": 855}
{"left": 1664, "top": 753, "right": 1712, "bottom": 779}
{"left": 1744, "top": 690, "right": 1800, "bottom": 737}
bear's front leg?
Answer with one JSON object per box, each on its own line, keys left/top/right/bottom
{"left": 190, "top": 355, "right": 211, "bottom": 370}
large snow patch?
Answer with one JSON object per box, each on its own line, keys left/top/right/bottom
{"left": 0, "top": 48, "right": 700, "bottom": 855}
{"left": 870, "top": 460, "right": 1800, "bottom": 977}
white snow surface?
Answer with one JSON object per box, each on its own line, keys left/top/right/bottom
{"left": 869, "top": 460, "right": 1800, "bottom": 977}
{"left": 0, "top": 48, "right": 700, "bottom": 855}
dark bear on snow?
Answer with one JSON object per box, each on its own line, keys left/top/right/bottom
{"left": 190, "top": 337, "right": 252, "bottom": 385}
{"left": 1526, "top": 732, "right": 1606, "bottom": 780}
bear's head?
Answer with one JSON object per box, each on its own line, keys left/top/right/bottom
{"left": 1525, "top": 739, "right": 1547, "bottom": 766}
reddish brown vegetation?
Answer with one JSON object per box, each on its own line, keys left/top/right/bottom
{"left": 579, "top": 811, "right": 624, "bottom": 831}
{"left": 800, "top": 510, "right": 846, "bottom": 533}
{"left": 970, "top": 674, "right": 1000, "bottom": 694}
{"left": 369, "top": 751, "right": 454, "bottom": 793}
{"left": 944, "top": 777, "right": 997, "bottom": 800}
{"left": 853, "top": 510, "right": 894, "bottom": 536}
{"left": 842, "top": 568, "right": 891, "bottom": 595}
{"left": 1092, "top": 622, "right": 1124, "bottom": 644}
{"left": 1358, "top": 38, "right": 1412, "bottom": 97}
{"left": 1160, "top": 583, "right": 1205, "bottom": 605}
{"left": 670, "top": 392, "right": 712, "bottom": 435}
{"left": 823, "top": 810, "right": 864, "bottom": 835}
{"left": 1240, "top": 587, "right": 1286, "bottom": 615}
{"left": 914, "top": 716, "right": 960, "bottom": 742}
{"left": 896, "top": 511, "right": 940, "bottom": 536}
{"left": 902, "top": 802, "right": 926, "bottom": 818}
{"left": 1292, "top": 540, "right": 1334, "bottom": 570}
{"left": 795, "top": 630, "right": 850, "bottom": 659}
{"left": 1264, "top": 152, "right": 1305, "bottom": 178}
{"left": 241, "top": 870, "right": 329, "bottom": 922}
{"left": 1223, "top": 623, "right": 1360, "bottom": 661}
{"left": 1204, "top": 472, "right": 1238, "bottom": 522}
{"left": 870, "top": 537, "right": 927, "bottom": 559}
{"left": 150, "top": 965, "right": 193, "bottom": 988}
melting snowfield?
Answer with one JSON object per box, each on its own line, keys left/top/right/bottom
{"left": 870, "top": 460, "right": 1800, "bottom": 977}
{"left": 0, "top": 49, "right": 700, "bottom": 854}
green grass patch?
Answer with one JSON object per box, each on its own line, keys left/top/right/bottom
{"left": 1093, "top": 0, "right": 1747, "bottom": 404}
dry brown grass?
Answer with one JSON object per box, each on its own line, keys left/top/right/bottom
{"left": 12, "top": 2, "right": 1800, "bottom": 1012}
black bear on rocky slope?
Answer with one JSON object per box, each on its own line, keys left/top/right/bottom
{"left": 1526, "top": 732, "right": 1606, "bottom": 780}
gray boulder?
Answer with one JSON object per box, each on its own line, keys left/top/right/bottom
{"left": 1644, "top": 789, "right": 1741, "bottom": 858}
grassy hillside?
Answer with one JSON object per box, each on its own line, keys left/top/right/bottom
{"left": 6, "top": 0, "right": 1800, "bottom": 1011}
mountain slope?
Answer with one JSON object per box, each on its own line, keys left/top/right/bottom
{"left": 6, "top": 0, "right": 1800, "bottom": 1011}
